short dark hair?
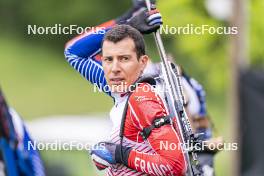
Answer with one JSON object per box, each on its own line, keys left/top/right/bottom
{"left": 102, "top": 25, "right": 146, "bottom": 58}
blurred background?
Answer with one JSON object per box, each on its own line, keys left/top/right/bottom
{"left": 0, "top": 0, "right": 263, "bottom": 175}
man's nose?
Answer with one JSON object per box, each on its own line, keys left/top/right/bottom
{"left": 111, "top": 60, "right": 121, "bottom": 73}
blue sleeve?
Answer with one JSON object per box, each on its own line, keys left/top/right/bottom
{"left": 67, "top": 30, "right": 105, "bottom": 58}
{"left": 64, "top": 21, "right": 116, "bottom": 96}
{"left": 22, "top": 126, "right": 45, "bottom": 176}
{"left": 182, "top": 73, "right": 207, "bottom": 117}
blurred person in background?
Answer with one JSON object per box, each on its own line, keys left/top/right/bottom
{"left": 179, "top": 67, "right": 223, "bottom": 176}
{"left": 0, "top": 88, "right": 45, "bottom": 176}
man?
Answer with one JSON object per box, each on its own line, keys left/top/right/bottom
{"left": 65, "top": 4, "right": 186, "bottom": 176}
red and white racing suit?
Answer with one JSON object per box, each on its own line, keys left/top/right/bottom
{"left": 65, "top": 20, "right": 186, "bottom": 176}
{"left": 108, "top": 83, "right": 186, "bottom": 176}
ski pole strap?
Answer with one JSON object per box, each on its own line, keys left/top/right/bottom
{"left": 140, "top": 115, "right": 172, "bottom": 140}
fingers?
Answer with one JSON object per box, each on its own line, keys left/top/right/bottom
{"left": 147, "top": 9, "right": 159, "bottom": 16}
{"left": 91, "top": 154, "right": 109, "bottom": 170}
{"left": 147, "top": 10, "right": 162, "bottom": 26}
{"left": 89, "top": 141, "right": 117, "bottom": 170}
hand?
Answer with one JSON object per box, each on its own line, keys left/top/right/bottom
{"left": 90, "top": 142, "right": 132, "bottom": 170}
{"left": 116, "top": 0, "right": 156, "bottom": 24}
{"left": 90, "top": 142, "right": 117, "bottom": 170}
{"left": 127, "top": 8, "right": 162, "bottom": 34}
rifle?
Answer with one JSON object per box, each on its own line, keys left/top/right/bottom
{"left": 144, "top": 0, "right": 202, "bottom": 175}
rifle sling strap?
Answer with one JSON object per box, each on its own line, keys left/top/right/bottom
{"left": 140, "top": 115, "right": 172, "bottom": 140}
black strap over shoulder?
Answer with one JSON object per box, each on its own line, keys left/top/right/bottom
{"left": 140, "top": 115, "right": 172, "bottom": 140}
{"left": 119, "top": 76, "right": 156, "bottom": 138}
{"left": 118, "top": 76, "right": 172, "bottom": 163}
{"left": 119, "top": 76, "right": 172, "bottom": 140}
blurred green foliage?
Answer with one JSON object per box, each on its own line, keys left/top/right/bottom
{"left": 0, "top": 35, "right": 113, "bottom": 119}
{"left": 250, "top": 0, "right": 264, "bottom": 66}
{"left": 1, "top": 0, "right": 263, "bottom": 95}
{"left": 0, "top": 0, "right": 263, "bottom": 175}
{"left": 159, "top": 0, "right": 229, "bottom": 96}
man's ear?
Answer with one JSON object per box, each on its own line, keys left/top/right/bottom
{"left": 139, "top": 55, "right": 149, "bottom": 71}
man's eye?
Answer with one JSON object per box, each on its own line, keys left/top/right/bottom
{"left": 104, "top": 57, "right": 113, "bottom": 62}
{"left": 121, "top": 56, "right": 129, "bottom": 61}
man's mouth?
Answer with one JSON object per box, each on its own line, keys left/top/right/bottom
{"left": 110, "top": 78, "right": 125, "bottom": 85}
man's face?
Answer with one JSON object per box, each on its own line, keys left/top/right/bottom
{"left": 102, "top": 37, "right": 148, "bottom": 93}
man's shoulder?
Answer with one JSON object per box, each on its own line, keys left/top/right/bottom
{"left": 127, "top": 83, "right": 168, "bottom": 127}
{"left": 129, "top": 83, "right": 160, "bottom": 104}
